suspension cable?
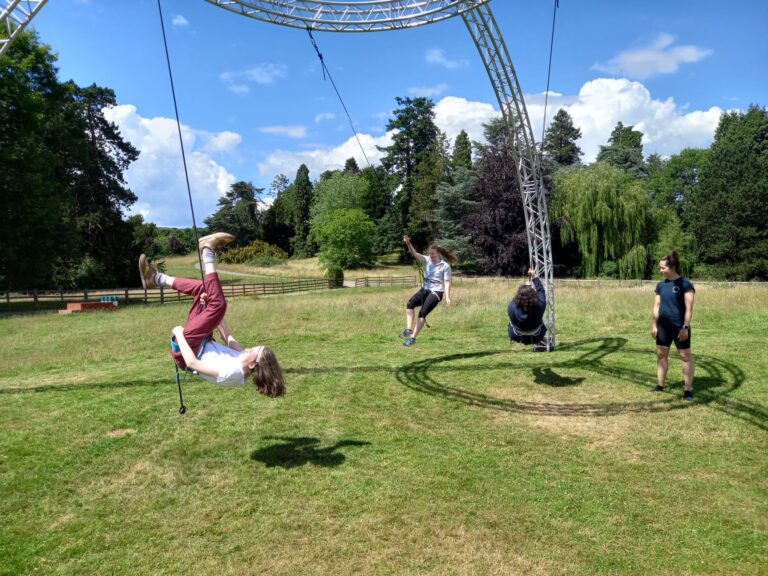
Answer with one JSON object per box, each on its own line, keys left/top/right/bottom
{"left": 306, "top": 26, "right": 372, "bottom": 168}
{"left": 157, "top": 0, "right": 205, "bottom": 283}
{"left": 540, "top": 0, "right": 559, "bottom": 150}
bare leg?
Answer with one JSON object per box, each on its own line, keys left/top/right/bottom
{"left": 656, "top": 345, "right": 670, "bottom": 388}
{"left": 405, "top": 308, "right": 415, "bottom": 332}
{"left": 679, "top": 348, "right": 694, "bottom": 391}
{"left": 411, "top": 317, "right": 427, "bottom": 338}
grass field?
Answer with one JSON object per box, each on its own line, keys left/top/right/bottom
{"left": 1, "top": 279, "right": 766, "bottom": 575}
{"left": 162, "top": 253, "right": 415, "bottom": 283}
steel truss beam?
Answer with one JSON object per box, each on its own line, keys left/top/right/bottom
{"left": 0, "top": 0, "right": 48, "bottom": 57}
{"left": 461, "top": 2, "right": 555, "bottom": 349}
{"left": 1, "top": 0, "right": 556, "bottom": 349}
{"left": 204, "top": 1, "right": 491, "bottom": 32}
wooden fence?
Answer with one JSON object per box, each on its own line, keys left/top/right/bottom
{"left": 0, "top": 278, "right": 337, "bottom": 312}
{"left": 354, "top": 275, "right": 419, "bottom": 288}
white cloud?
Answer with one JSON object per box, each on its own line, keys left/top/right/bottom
{"left": 314, "top": 112, "right": 336, "bottom": 123}
{"left": 434, "top": 96, "right": 498, "bottom": 144}
{"left": 592, "top": 33, "right": 713, "bottom": 80}
{"left": 202, "top": 130, "right": 242, "bottom": 154}
{"left": 220, "top": 63, "right": 287, "bottom": 94}
{"left": 172, "top": 15, "right": 189, "bottom": 27}
{"left": 257, "top": 78, "right": 723, "bottom": 193}
{"left": 426, "top": 49, "right": 468, "bottom": 69}
{"left": 408, "top": 83, "right": 448, "bottom": 98}
{"left": 525, "top": 78, "right": 724, "bottom": 161}
{"left": 259, "top": 125, "right": 307, "bottom": 138}
{"left": 102, "top": 105, "right": 237, "bottom": 227}
{"left": 258, "top": 132, "right": 392, "bottom": 180}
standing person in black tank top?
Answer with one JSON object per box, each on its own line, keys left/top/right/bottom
{"left": 651, "top": 251, "right": 696, "bottom": 400}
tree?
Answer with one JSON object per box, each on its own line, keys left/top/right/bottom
{"left": 0, "top": 30, "right": 139, "bottom": 289}
{"left": 552, "top": 162, "right": 653, "bottom": 278}
{"left": 290, "top": 164, "right": 314, "bottom": 257}
{"left": 262, "top": 173, "right": 294, "bottom": 253}
{"left": 464, "top": 118, "right": 529, "bottom": 275}
{"left": 434, "top": 166, "right": 479, "bottom": 271}
{"left": 377, "top": 96, "right": 440, "bottom": 227}
{"left": 343, "top": 157, "right": 361, "bottom": 174}
{"left": 687, "top": 105, "right": 768, "bottom": 279}
{"left": 542, "top": 108, "right": 582, "bottom": 167}
{"left": 451, "top": 130, "right": 472, "bottom": 171}
{"left": 647, "top": 148, "right": 708, "bottom": 220}
{"left": 310, "top": 208, "right": 376, "bottom": 269}
{"left": 596, "top": 122, "right": 647, "bottom": 178}
{"left": 408, "top": 132, "right": 450, "bottom": 248}
{"left": 205, "top": 181, "right": 263, "bottom": 245}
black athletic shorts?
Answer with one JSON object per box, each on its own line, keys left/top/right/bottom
{"left": 406, "top": 288, "right": 443, "bottom": 319}
{"left": 656, "top": 323, "right": 691, "bottom": 350}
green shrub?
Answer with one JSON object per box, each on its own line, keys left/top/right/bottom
{"left": 323, "top": 265, "right": 344, "bottom": 288}
{"left": 218, "top": 240, "right": 288, "bottom": 265}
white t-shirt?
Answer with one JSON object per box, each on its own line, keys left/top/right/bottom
{"left": 198, "top": 340, "right": 246, "bottom": 387}
{"left": 419, "top": 254, "right": 452, "bottom": 293}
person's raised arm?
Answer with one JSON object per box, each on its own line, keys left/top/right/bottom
{"left": 403, "top": 235, "right": 425, "bottom": 264}
{"left": 529, "top": 268, "right": 546, "bottom": 305}
{"left": 172, "top": 326, "right": 219, "bottom": 379}
{"left": 216, "top": 319, "right": 244, "bottom": 352}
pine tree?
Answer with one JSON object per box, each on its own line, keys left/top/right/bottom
{"left": 451, "top": 130, "right": 472, "bottom": 171}
{"left": 596, "top": 122, "right": 647, "bottom": 178}
{"left": 542, "top": 108, "right": 582, "bottom": 167}
{"left": 377, "top": 97, "right": 440, "bottom": 228}
{"left": 291, "top": 164, "right": 314, "bottom": 257}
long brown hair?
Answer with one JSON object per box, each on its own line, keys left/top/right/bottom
{"left": 429, "top": 244, "right": 457, "bottom": 265}
{"left": 514, "top": 284, "right": 539, "bottom": 310}
{"left": 251, "top": 347, "right": 286, "bottom": 397}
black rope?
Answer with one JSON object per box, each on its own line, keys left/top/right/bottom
{"left": 157, "top": 0, "right": 205, "bottom": 284}
{"left": 540, "top": 0, "right": 559, "bottom": 149}
{"left": 306, "top": 26, "right": 372, "bottom": 168}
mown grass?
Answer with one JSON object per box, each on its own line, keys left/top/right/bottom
{"left": 1, "top": 280, "right": 766, "bottom": 575}
{"left": 162, "top": 252, "right": 416, "bottom": 283}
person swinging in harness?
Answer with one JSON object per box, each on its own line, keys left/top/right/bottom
{"left": 508, "top": 268, "right": 548, "bottom": 350}
{"left": 399, "top": 235, "right": 456, "bottom": 347}
{"left": 139, "top": 232, "right": 285, "bottom": 397}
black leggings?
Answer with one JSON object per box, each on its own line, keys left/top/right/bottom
{"left": 407, "top": 288, "right": 443, "bottom": 319}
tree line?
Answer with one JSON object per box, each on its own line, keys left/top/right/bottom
{"left": 2, "top": 30, "right": 766, "bottom": 290}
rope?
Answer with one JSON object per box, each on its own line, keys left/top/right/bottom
{"left": 539, "top": 0, "right": 559, "bottom": 150}
{"left": 306, "top": 26, "right": 372, "bottom": 169}
{"left": 157, "top": 0, "right": 205, "bottom": 284}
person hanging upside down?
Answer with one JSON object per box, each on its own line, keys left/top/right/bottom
{"left": 139, "top": 232, "right": 285, "bottom": 397}
{"left": 508, "top": 268, "right": 548, "bottom": 349}
{"left": 399, "top": 234, "right": 456, "bottom": 347}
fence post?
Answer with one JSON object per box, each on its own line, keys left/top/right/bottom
{"left": 124, "top": 287, "right": 129, "bottom": 304}
{"left": 160, "top": 286, "right": 164, "bottom": 304}
{"left": 84, "top": 289, "right": 88, "bottom": 302}
{"left": 33, "top": 289, "right": 38, "bottom": 308}
{"left": 60, "top": 290, "right": 64, "bottom": 305}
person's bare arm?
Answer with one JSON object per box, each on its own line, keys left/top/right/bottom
{"left": 172, "top": 326, "right": 219, "bottom": 379}
{"left": 651, "top": 294, "right": 661, "bottom": 338}
{"left": 678, "top": 291, "right": 695, "bottom": 341}
{"left": 216, "top": 319, "right": 244, "bottom": 352}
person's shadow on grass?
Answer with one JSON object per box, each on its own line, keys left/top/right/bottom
{"left": 532, "top": 367, "right": 585, "bottom": 387}
{"left": 250, "top": 436, "right": 370, "bottom": 469}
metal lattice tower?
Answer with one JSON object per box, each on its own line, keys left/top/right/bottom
{"left": 0, "top": 0, "right": 48, "bottom": 57}
{"left": 0, "top": 0, "right": 556, "bottom": 349}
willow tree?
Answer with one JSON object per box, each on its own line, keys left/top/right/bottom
{"left": 553, "top": 162, "right": 652, "bottom": 278}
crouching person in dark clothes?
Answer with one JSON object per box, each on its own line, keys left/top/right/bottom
{"left": 508, "top": 268, "right": 547, "bottom": 349}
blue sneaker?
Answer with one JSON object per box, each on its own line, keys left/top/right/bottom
{"left": 403, "top": 337, "right": 416, "bottom": 346}
{"left": 399, "top": 328, "right": 413, "bottom": 338}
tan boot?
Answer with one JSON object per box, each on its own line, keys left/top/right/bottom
{"left": 138, "top": 254, "right": 158, "bottom": 289}
{"left": 198, "top": 232, "right": 235, "bottom": 253}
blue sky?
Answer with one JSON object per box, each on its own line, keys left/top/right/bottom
{"left": 29, "top": 0, "right": 767, "bottom": 227}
